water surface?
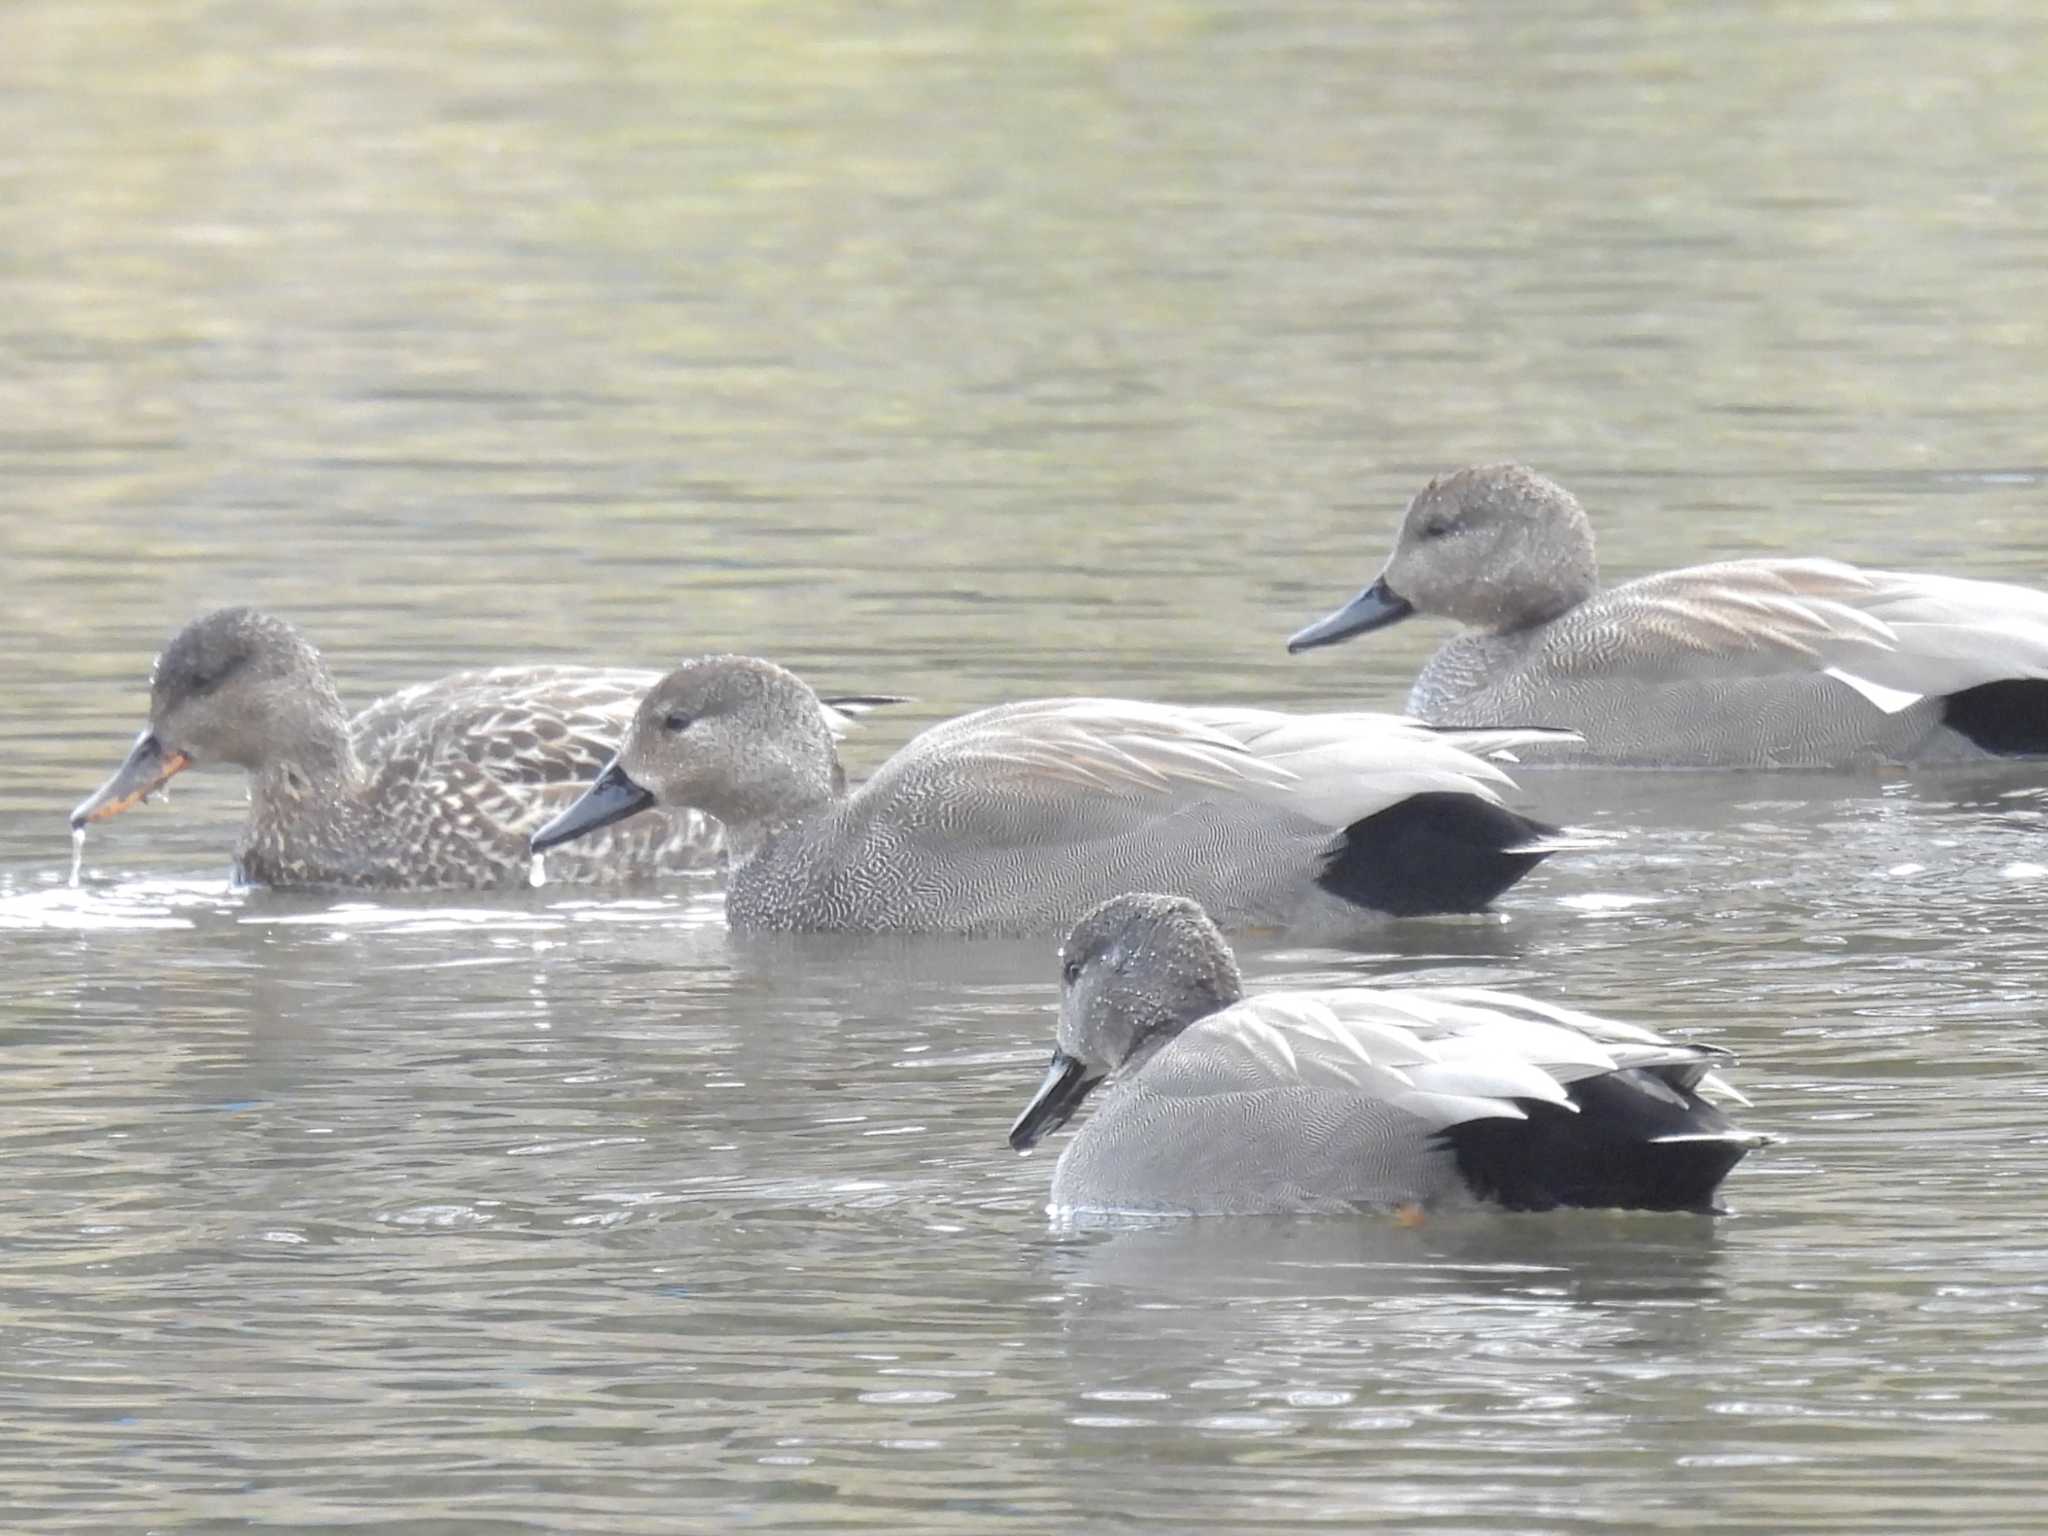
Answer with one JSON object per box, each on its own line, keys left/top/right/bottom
{"left": 4, "top": 0, "right": 2046, "bottom": 1530}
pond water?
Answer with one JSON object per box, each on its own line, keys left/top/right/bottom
{"left": 3, "top": 0, "right": 2046, "bottom": 1530}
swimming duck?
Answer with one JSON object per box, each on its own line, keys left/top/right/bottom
{"left": 529, "top": 653, "right": 1581, "bottom": 936}
{"left": 70, "top": 608, "right": 895, "bottom": 891}
{"left": 1009, "top": 892, "right": 1772, "bottom": 1216}
{"left": 1287, "top": 463, "right": 2048, "bottom": 767}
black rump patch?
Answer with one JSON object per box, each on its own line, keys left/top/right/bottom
{"left": 1320, "top": 792, "right": 1555, "bottom": 916}
{"left": 1439, "top": 1067, "right": 1750, "bottom": 1214}
{"left": 1941, "top": 679, "right": 2048, "bottom": 757}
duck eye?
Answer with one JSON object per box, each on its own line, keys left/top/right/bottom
{"left": 662, "top": 711, "right": 694, "bottom": 734}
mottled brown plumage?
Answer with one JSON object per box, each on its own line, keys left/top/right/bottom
{"left": 71, "top": 609, "right": 891, "bottom": 891}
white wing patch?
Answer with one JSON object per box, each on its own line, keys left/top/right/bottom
{"left": 1821, "top": 668, "right": 1923, "bottom": 714}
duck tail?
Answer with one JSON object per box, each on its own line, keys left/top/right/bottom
{"left": 1941, "top": 679, "right": 2048, "bottom": 756}
{"left": 1437, "top": 1066, "right": 1773, "bottom": 1214}
{"left": 1318, "top": 794, "right": 1568, "bottom": 916}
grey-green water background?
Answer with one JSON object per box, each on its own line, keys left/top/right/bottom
{"left": 3, "top": 2, "right": 2046, "bottom": 1530}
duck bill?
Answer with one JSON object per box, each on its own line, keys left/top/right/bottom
{"left": 70, "top": 731, "right": 192, "bottom": 829}
{"left": 1286, "top": 576, "right": 1416, "bottom": 653}
{"left": 1008, "top": 1050, "right": 1102, "bottom": 1152}
{"left": 529, "top": 757, "right": 657, "bottom": 853}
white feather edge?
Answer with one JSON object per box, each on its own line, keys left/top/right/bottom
{"left": 1822, "top": 667, "right": 1924, "bottom": 715}
{"left": 1200, "top": 987, "right": 1753, "bottom": 1112}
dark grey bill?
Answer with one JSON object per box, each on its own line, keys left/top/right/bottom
{"left": 1285, "top": 576, "right": 1417, "bottom": 653}
{"left": 1008, "top": 1050, "right": 1101, "bottom": 1152}
{"left": 529, "top": 757, "right": 657, "bottom": 853}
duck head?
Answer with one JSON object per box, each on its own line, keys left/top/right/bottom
{"left": 1009, "top": 892, "right": 1246, "bottom": 1152}
{"left": 1288, "top": 463, "right": 1600, "bottom": 650}
{"left": 530, "top": 654, "right": 840, "bottom": 855}
{"left": 71, "top": 608, "right": 349, "bottom": 829}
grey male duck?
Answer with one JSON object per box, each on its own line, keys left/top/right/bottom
{"left": 1010, "top": 893, "right": 1772, "bottom": 1217}
{"left": 530, "top": 654, "right": 1584, "bottom": 936}
{"left": 70, "top": 608, "right": 895, "bottom": 891}
{"left": 1288, "top": 463, "right": 2048, "bottom": 767}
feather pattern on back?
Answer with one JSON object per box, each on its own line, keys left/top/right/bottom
{"left": 244, "top": 664, "right": 718, "bottom": 889}
{"left": 728, "top": 695, "right": 1569, "bottom": 933}
{"left": 1049, "top": 981, "right": 1769, "bottom": 1216}
{"left": 295, "top": 670, "right": 894, "bottom": 889}
{"left": 1433, "top": 558, "right": 2048, "bottom": 763}
{"left": 1539, "top": 559, "right": 2048, "bottom": 697}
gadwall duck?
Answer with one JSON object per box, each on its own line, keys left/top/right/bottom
{"left": 1009, "top": 893, "right": 1772, "bottom": 1216}
{"left": 529, "top": 654, "right": 1582, "bottom": 936}
{"left": 70, "top": 608, "right": 896, "bottom": 891}
{"left": 1287, "top": 463, "right": 2048, "bottom": 767}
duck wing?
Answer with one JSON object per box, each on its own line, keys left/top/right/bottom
{"left": 1834, "top": 567, "right": 2048, "bottom": 709}
{"left": 1144, "top": 984, "right": 1757, "bottom": 1117}
{"left": 1141, "top": 990, "right": 1563, "bottom": 1125}
{"left": 1552, "top": 559, "right": 2048, "bottom": 712}
{"left": 1116, "top": 985, "right": 1769, "bottom": 1213}
{"left": 851, "top": 698, "right": 1551, "bottom": 847}
{"left": 351, "top": 667, "right": 659, "bottom": 787}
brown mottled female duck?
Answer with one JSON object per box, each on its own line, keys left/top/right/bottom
{"left": 70, "top": 608, "right": 897, "bottom": 891}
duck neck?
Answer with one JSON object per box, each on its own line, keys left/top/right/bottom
{"left": 1495, "top": 513, "right": 1600, "bottom": 633}
{"left": 1497, "top": 567, "right": 1597, "bottom": 633}
{"left": 709, "top": 747, "right": 843, "bottom": 869}
{"left": 1122, "top": 960, "right": 1246, "bottom": 1075}
{"left": 246, "top": 697, "right": 368, "bottom": 825}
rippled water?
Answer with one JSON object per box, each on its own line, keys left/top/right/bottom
{"left": 5, "top": 0, "right": 2047, "bottom": 1530}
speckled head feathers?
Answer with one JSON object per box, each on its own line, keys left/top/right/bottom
{"left": 614, "top": 654, "right": 842, "bottom": 835}
{"left": 150, "top": 607, "right": 315, "bottom": 705}
{"left": 1055, "top": 892, "right": 1247, "bottom": 1072}
{"left": 143, "top": 607, "right": 347, "bottom": 771}
{"left": 1383, "top": 463, "right": 1601, "bottom": 632}
{"left": 1009, "top": 893, "right": 1250, "bottom": 1152}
